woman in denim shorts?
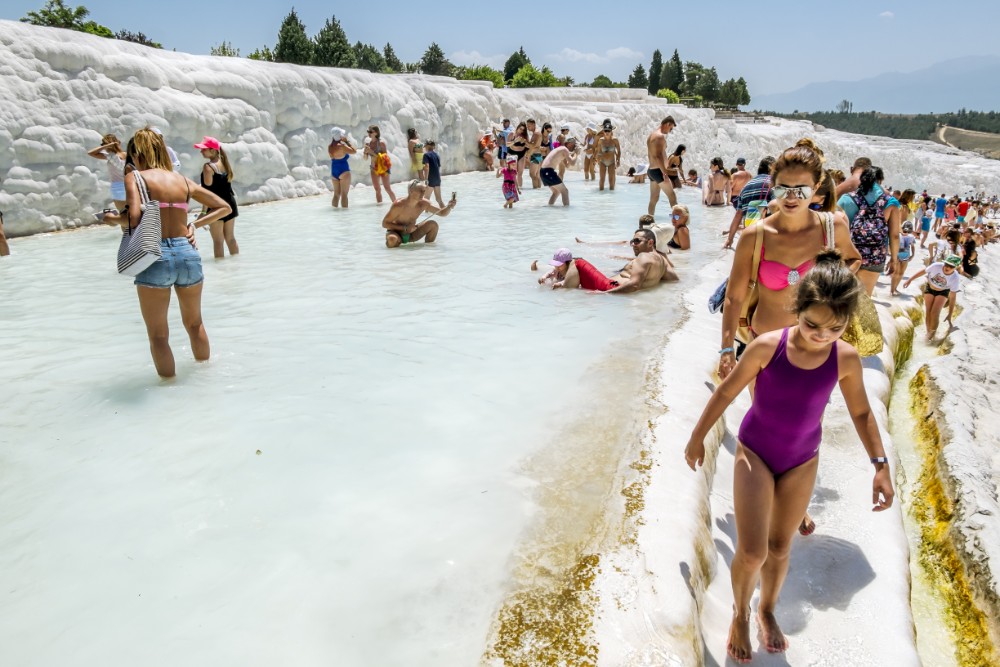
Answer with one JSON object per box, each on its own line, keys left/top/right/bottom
{"left": 107, "top": 128, "right": 231, "bottom": 378}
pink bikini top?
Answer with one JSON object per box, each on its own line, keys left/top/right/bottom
{"left": 159, "top": 201, "right": 189, "bottom": 211}
{"left": 758, "top": 252, "right": 813, "bottom": 290}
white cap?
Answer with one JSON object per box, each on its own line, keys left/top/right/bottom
{"left": 585, "top": 122, "right": 597, "bottom": 132}
{"left": 332, "top": 127, "right": 344, "bottom": 141}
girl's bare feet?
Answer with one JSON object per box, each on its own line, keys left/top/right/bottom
{"left": 727, "top": 609, "right": 753, "bottom": 664}
{"left": 758, "top": 609, "right": 789, "bottom": 653}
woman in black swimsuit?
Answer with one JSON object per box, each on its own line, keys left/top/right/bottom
{"left": 665, "top": 204, "right": 691, "bottom": 250}
{"left": 507, "top": 122, "right": 529, "bottom": 189}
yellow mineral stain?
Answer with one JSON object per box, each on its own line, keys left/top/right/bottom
{"left": 909, "top": 367, "right": 998, "bottom": 667}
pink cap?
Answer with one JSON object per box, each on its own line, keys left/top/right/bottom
{"left": 194, "top": 136, "right": 221, "bottom": 151}
{"left": 549, "top": 248, "right": 573, "bottom": 266}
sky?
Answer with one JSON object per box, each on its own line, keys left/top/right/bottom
{"left": 4, "top": 0, "right": 1000, "bottom": 96}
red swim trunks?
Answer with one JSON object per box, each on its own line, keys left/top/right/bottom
{"left": 574, "top": 258, "right": 618, "bottom": 292}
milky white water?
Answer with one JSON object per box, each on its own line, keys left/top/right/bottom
{"left": 0, "top": 171, "right": 693, "bottom": 666}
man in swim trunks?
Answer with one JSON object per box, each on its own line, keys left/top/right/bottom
{"left": 328, "top": 127, "right": 357, "bottom": 208}
{"left": 539, "top": 137, "right": 579, "bottom": 206}
{"left": 381, "top": 180, "right": 456, "bottom": 248}
{"left": 543, "top": 229, "right": 678, "bottom": 292}
{"left": 647, "top": 116, "right": 678, "bottom": 216}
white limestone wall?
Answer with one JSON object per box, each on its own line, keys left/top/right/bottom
{"left": 4, "top": 19, "right": 1000, "bottom": 237}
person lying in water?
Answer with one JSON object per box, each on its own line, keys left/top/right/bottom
{"left": 536, "top": 228, "right": 679, "bottom": 292}
{"left": 381, "top": 180, "right": 456, "bottom": 247}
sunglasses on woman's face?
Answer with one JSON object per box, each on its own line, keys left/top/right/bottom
{"left": 772, "top": 185, "right": 815, "bottom": 200}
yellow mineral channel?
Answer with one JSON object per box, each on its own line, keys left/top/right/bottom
{"left": 908, "top": 366, "right": 999, "bottom": 667}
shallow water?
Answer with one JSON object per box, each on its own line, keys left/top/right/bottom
{"left": 0, "top": 171, "right": 704, "bottom": 665}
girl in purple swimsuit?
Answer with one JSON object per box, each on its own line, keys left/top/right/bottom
{"left": 685, "top": 250, "right": 894, "bottom": 664}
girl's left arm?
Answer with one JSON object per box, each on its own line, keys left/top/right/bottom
{"left": 838, "top": 346, "right": 894, "bottom": 511}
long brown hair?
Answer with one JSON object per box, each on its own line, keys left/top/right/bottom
{"left": 128, "top": 127, "right": 172, "bottom": 171}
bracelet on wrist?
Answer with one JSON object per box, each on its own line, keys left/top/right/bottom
{"left": 719, "top": 347, "right": 735, "bottom": 355}
{"left": 870, "top": 456, "right": 889, "bottom": 464}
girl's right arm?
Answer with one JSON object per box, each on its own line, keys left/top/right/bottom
{"left": 685, "top": 338, "right": 771, "bottom": 470}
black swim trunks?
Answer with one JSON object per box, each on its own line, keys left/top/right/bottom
{"left": 648, "top": 168, "right": 664, "bottom": 183}
{"left": 540, "top": 168, "right": 562, "bottom": 187}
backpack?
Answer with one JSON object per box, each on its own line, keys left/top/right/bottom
{"left": 849, "top": 190, "right": 889, "bottom": 266}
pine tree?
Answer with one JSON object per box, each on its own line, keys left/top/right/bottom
{"left": 420, "top": 42, "right": 452, "bottom": 76}
{"left": 313, "top": 16, "right": 356, "bottom": 68}
{"left": 719, "top": 79, "right": 739, "bottom": 106}
{"left": 662, "top": 49, "right": 683, "bottom": 93}
{"left": 383, "top": 43, "right": 403, "bottom": 72}
{"left": 647, "top": 50, "right": 663, "bottom": 96}
{"left": 353, "top": 41, "right": 386, "bottom": 72}
{"left": 274, "top": 8, "right": 313, "bottom": 65}
{"left": 503, "top": 47, "right": 530, "bottom": 83}
{"left": 736, "top": 77, "right": 751, "bottom": 106}
{"left": 627, "top": 64, "right": 648, "bottom": 90}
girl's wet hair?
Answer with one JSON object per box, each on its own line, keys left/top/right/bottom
{"left": 772, "top": 138, "right": 824, "bottom": 187}
{"left": 794, "top": 249, "right": 862, "bottom": 324}
{"left": 127, "top": 127, "right": 173, "bottom": 171}
{"left": 859, "top": 167, "right": 878, "bottom": 196}
{"left": 710, "top": 156, "right": 730, "bottom": 177}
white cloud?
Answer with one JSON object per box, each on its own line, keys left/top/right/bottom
{"left": 879, "top": 10, "right": 894, "bottom": 18}
{"left": 449, "top": 50, "right": 506, "bottom": 68}
{"left": 546, "top": 47, "right": 644, "bottom": 64}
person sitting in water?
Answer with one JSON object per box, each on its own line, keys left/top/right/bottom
{"left": 686, "top": 169, "right": 701, "bottom": 188}
{"left": 628, "top": 164, "right": 648, "bottom": 184}
{"left": 537, "top": 229, "right": 679, "bottom": 292}
{"left": 381, "top": 180, "right": 456, "bottom": 248}
{"left": 666, "top": 204, "right": 691, "bottom": 250}
{"left": 539, "top": 137, "right": 579, "bottom": 206}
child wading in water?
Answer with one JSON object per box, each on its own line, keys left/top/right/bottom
{"left": 500, "top": 155, "right": 519, "bottom": 208}
{"left": 684, "top": 250, "right": 894, "bottom": 663}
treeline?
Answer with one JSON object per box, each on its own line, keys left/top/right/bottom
{"left": 21, "top": 0, "right": 161, "bottom": 47}
{"left": 626, "top": 49, "right": 750, "bottom": 107}
{"left": 771, "top": 108, "right": 1000, "bottom": 140}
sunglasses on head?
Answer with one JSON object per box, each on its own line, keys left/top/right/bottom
{"left": 772, "top": 185, "right": 815, "bottom": 200}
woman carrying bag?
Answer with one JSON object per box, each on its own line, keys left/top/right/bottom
{"left": 106, "top": 128, "right": 231, "bottom": 378}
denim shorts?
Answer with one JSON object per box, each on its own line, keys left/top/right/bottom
{"left": 134, "top": 238, "right": 204, "bottom": 288}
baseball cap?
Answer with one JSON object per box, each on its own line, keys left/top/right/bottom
{"left": 331, "top": 127, "right": 344, "bottom": 140}
{"left": 943, "top": 254, "right": 962, "bottom": 267}
{"left": 549, "top": 248, "right": 573, "bottom": 266}
{"left": 560, "top": 123, "right": 570, "bottom": 131}
{"left": 736, "top": 157, "right": 746, "bottom": 165}
{"left": 194, "top": 136, "right": 221, "bottom": 150}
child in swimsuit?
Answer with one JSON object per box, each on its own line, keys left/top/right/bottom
{"left": 501, "top": 156, "right": 519, "bottom": 208}
{"left": 685, "top": 250, "right": 894, "bottom": 663}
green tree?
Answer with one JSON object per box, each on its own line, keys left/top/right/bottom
{"left": 695, "top": 67, "right": 721, "bottom": 103}
{"left": 211, "top": 41, "right": 240, "bottom": 57}
{"left": 719, "top": 78, "right": 739, "bottom": 106}
{"left": 656, "top": 88, "right": 680, "bottom": 104}
{"left": 647, "top": 49, "right": 663, "bottom": 96}
{"left": 248, "top": 45, "right": 274, "bottom": 61}
{"left": 21, "top": 0, "right": 113, "bottom": 37}
{"left": 383, "top": 43, "right": 404, "bottom": 72}
{"left": 559, "top": 75, "right": 574, "bottom": 87}
{"left": 353, "top": 41, "right": 386, "bottom": 72}
{"left": 627, "top": 64, "right": 648, "bottom": 90}
{"left": 510, "top": 63, "right": 558, "bottom": 88}
{"left": 662, "top": 49, "right": 684, "bottom": 93}
{"left": 274, "top": 8, "right": 314, "bottom": 65}
{"left": 455, "top": 65, "right": 504, "bottom": 88}
{"left": 313, "top": 16, "right": 356, "bottom": 68}
{"left": 420, "top": 42, "right": 453, "bottom": 76}
{"left": 681, "top": 61, "right": 705, "bottom": 96}
{"left": 116, "top": 29, "right": 161, "bottom": 48}
{"left": 736, "top": 77, "right": 751, "bottom": 106}
{"left": 503, "top": 47, "right": 530, "bottom": 83}
{"left": 591, "top": 74, "right": 614, "bottom": 88}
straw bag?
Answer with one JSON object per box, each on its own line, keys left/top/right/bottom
{"left": 117, "top": 172, "right": 162, "bottom": 276}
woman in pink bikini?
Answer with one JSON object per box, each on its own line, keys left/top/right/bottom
{"left": 686, "top": 250, "right": 894, "bottom": 664}
{"left": 719, "top": 139, "right": 861, "bottom": 535}
{"left": 106, "top": 128, "right": 231, "bottom": 378}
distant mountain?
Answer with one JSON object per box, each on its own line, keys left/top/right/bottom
{"left": 751, "top": 56, "right": 1000, "bottom": 114}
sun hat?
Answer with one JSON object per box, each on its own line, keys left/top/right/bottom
{"left": 585, "top": 122, "right": 597, "bottom": 133}
{"left": 602, "top": 119, "right": 614, "bottom": 131}
{"left": 944, "top": 254, "right": 962, "bottom": 267}
{"left": 331, "top": 127, "right": 345, "bottom": 141}
{"left": 560, "top": 123, "right": 570, "bottom": 131}
{"left": 635, "top": 163, "right": 648, "bottom": 176}
{"left": 549, "top": 248, "right": 573, "bottom": 266}
{"left": 650, "top": 223, "right": 675, "bottom": 253}
{"left": 194, "top": 136, "right": 221, "bottom": 150}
